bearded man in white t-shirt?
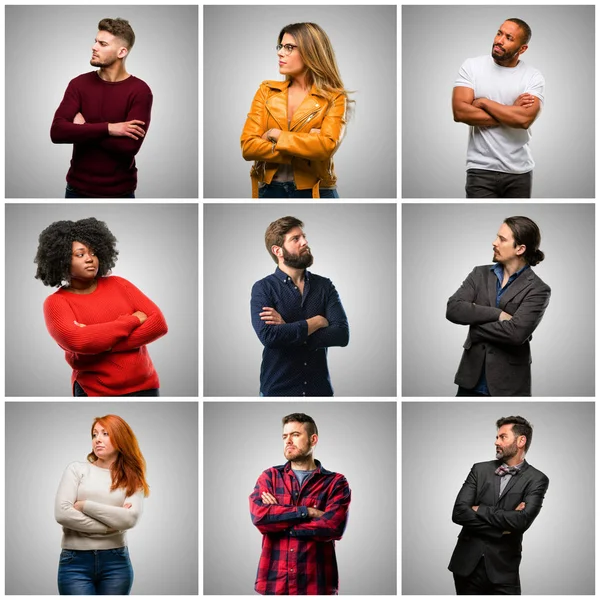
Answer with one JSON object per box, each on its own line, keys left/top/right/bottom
{"left": 452, "top": 19, "right": 544, "bottom": 198}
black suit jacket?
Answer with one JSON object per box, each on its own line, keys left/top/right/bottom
{"left": 448, "top": 460, "right": 549, "bottom": 585}
{"left": 446, "top": 265, "right": 551, "bottom": 396}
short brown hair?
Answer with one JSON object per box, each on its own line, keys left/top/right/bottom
{"left": 98, "top": 18, "right": 135, "bottom": 49}
{"left": 282, "top": 413, "right": 318, "bottom": 438}
{"left": 496, "top": 415, "right": 533, "bottom": 453}
{"left": 265, "top": 216, "right": 304, "bottom": 264}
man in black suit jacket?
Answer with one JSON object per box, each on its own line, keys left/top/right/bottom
{"left": 448, "top": 415, "right": 549, "bottom": 594}
{"left": 446, "top": 216, "right": 550, "bottom": 396}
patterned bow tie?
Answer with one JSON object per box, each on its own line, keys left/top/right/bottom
{"left": 495, "top": 465, "right": 520, "bottom": 477}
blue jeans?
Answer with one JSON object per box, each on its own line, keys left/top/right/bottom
{"left": 73, "top": 381, "right": 160, "bottom": 397}
{"left": 65, "top": 184, "right": 135, "bottom": 199}
{"left": 258, "top": 181, "right": 339, "bottom": 198}
{"left": 57, "top": 547, "right": 133, "bottom": 595}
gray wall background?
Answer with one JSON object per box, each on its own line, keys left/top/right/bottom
{"left": 6, "top": 5, "right": 198, "bottom": 198}
{"left": 203, "top": 203, "right": 397, "bottom": 397}
{"left": 5, "top": 204, "right": 198, "bottom": 397}
{"left": 204, "top": 401, "right": 397, "bottom": 595}
{"left": 204, "top": 5, "right": 397, "bottom": 198}
{"left": 5, "top": 402, "right": 198, "bottom": 595}
{"left": 402, "top": 402, "right": 595, "bottom": 595}
{"left": 402, "top": 203, "right": 595, "bottom": 397}
{"left": 402, "top": 5, "right": 595, "bottom": 198}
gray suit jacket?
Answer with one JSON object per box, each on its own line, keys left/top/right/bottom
{"left": 446, "top": 265, "right": 551, "bottom": 396}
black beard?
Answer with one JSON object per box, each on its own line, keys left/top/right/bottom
{"left": 491, "top": 44, "right": 521, "bottom": 64}
{"left": 496, "top": 440, "right": 518, "bottom": 462}
{"left": 282, "top": 246, "right": 313, "bottom": 269}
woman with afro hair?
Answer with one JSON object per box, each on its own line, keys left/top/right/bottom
{"left": 35, "top": 217, "right": 167, "bottom": 396}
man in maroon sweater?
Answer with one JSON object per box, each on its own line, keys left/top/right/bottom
{"left": 51, "top": 18, "right": 152, "bottom": 198}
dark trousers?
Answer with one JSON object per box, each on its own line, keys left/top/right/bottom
{"left": 453, "top": 557, "right": 521, "bottom": 595}
{"left": 73, "top": 381, "right": 160, "bottom": 397}
{"left": 466, "top": 169, "right": 532, "bottom": 198}
{"left": 65, "top": 184, "right": 135, "bottom": 199}
{"left": 456, "top": 386, "right": 491, "bottom": 397}
{"left": 258, "top": 181, "right": 339, "bottom": 198}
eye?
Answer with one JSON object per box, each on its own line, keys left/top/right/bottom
{"left": 285, "top": 45, "right": 294, "bottom": 52}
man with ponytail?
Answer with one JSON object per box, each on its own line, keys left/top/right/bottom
{"left": 446, "top": 216, "right": 550, "bottom": 396}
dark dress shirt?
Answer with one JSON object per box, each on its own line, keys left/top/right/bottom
{"left": 251, "top": 267, "right": 349, "bottom": 396}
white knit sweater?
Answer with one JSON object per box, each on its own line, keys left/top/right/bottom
{"left": 55, "top": 461, "right": 144, "bottom": 550}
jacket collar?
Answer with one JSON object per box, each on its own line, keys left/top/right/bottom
{"left": 487, "top": 263, "right": 535, "bottom": 307}
{"left": 263, "top": 80, "right": 328, "bottom": 131}
{"left": 263, "top": 79, "right": 328, "bottom": 99}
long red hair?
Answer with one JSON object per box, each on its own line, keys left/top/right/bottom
{"left": 87, "top": 414, "right": 150, "bottom": 497}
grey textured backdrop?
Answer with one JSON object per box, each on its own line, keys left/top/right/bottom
{"left": 402, "top": 203, "right": 595, "bottom": 397}
{"left": 402, "top": 402, "right": 595, "bottom": 595}
{"left": 402, "top": 5, "right": 595, "bottom": 198}
{"left": 203, "top": 5, "right": 397, "bottom": 198}
{"left": 6, "top": 5, "right": 198, "bottom": 198}
{"left": 5, "top": 402, "right": 198, "bottom": 595}
{"left": 5, "top": 204, "right": 198, "bottom": 397}
{"left": 203, "top": 203, "right": 397, "bottom": 397}
{"left": 204, "top": 401, "right": 397, "bottom": 595}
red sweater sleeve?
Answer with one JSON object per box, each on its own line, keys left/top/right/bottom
{"left": 44, "top": 294, "right": 141, "bottom": 355}
{"left": 110, "top": 277, "right": 168, "bottom": 352}
{"left": 50, "top": 79, "right": 109, "bottom": 143}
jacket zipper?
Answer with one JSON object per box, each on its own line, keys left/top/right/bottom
{"left": 290, "top": 108, "right": 320, "bottom": 131}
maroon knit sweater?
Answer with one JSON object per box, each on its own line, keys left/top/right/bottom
{"left": 51, "top": 71, "right": 153, "bottom": 197}
{"left": 43, "top": 276, "right": 167, "bottom": 396}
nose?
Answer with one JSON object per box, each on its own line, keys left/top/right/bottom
{"left": 277, "top": 48, "right": 285, "bottom": 59}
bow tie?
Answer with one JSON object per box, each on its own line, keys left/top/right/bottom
{"left": 495, "top": 465, "right": 520, "bottom": 477}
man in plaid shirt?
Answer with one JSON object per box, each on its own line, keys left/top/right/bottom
{"left": 249, "top": 413, "right": 351, "bottom": 595}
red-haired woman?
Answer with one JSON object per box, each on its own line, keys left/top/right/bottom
{"left": 54, "top": 415, "right": 149, "bottom": 595}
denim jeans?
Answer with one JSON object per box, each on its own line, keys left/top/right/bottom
{"left": 65, "top": 184, "right": 135, "bottom": 199}
{"left": 466, "top": 169, "right": 532, "bottom": 198}
{"left": 57, "top": 547, "right": 133, "bottom": 595}
{"left": 73, "top": 381, "right": 160, "bottom": 397}
{"left": 258, "top": 181, "right": 339, "bottom": 198}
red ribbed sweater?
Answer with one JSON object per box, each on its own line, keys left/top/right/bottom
{"left": 50, "top": 71, "right": 153, "bottom": 197}
{"left": 43, "top": 276, "right": 167, "bottom": 396}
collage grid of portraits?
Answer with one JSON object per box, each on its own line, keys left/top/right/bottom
{"left": 0, "top": 0, "right": 599, "bottom": 597}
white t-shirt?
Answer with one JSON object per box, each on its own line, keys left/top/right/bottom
{"left": 454, "top": 55, "right": 545, "bottom": 174}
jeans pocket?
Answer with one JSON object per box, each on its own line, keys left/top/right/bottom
{"left": 59, "top": 550, "right": 76, "bottom": 564}
{"left": 111, "top": 547, "right": 129, "bottom": 558}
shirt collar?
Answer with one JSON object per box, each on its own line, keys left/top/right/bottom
{"left": 284, "top": 458, "right": 323, "bottom": 474}
{"left": 275, "top": 266, "right": 310, "bottom": 283}
{"left": 502, "top": 460, "right": 525, "bottom": 470}
{"left": 491, "top": 262, "right": 530, "bottom": 283}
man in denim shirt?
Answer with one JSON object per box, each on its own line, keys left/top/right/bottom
{"left": 251, "top": 216, "right": 349, "bottom": 396}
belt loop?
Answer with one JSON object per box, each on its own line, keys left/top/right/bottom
{"left": 312, "top": 181, "right": 320, "bottom": 198}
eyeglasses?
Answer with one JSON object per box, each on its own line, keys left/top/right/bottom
{"left": 276, "top": 43, "right": 298, "bottom": 56}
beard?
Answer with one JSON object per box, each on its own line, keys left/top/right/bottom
{"left": 284, "top": 444, "right": 312, "bottom": 461}
{"left": 491, "top": 43, "right": 521, "bottom": 64}
{"left": 282, "top": 246, "right": 313, "bottom": 269}
{"left": 496, "top": 439, "right": 519, "bottom": 462}
{"left": 90, "top": 56, "right": 117, "bottom": 68}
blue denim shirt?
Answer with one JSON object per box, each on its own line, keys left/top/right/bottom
{"left": 250, "top": 267, "right": 349, "bottom": 396}
{"left": 474, "top": 263, "right": 530, "bottom": 394}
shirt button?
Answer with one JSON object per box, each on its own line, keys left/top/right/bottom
{"left": 290, "top": 548, "right": 294, "bottom": 552}
{"left": 304, "top": 362, "right": 307, "bottom": 366}
{"left": 304, "top": 381, "right": 307, "bottom": 385}
{"left": 302, "top": 392, "right": 306, "bottom": 396}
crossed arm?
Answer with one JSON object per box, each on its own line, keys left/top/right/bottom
{"left": 251, "top": 282, "right": 349, "bottom": 350}
{"left": 51, "top": 80, "right": 152, "bottom": 155}
{"left": 241, "top": 86, "right": 346, "bottom": 162}
{"left": 55, "top": 463, "right": 142, "bottom": 534}
{"left": 452, "top": 465, "right": 548, "bottom": 538}
{"left": 453, "top": 86, "right": 541, "bottom": 129}
{"left": 44, "top": 282, "right": 167, "bottom": 355}
{"left": 249, "top": 472, "right": 350, "bottom": 542}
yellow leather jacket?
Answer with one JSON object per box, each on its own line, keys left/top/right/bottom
{"left": 241, "top": 80, "right": 347, "bottom": 198}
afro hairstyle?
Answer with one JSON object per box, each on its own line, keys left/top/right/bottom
{"left": 34, "top": 217, "right": 119, "bottom": 287}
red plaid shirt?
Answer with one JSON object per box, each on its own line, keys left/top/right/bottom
{"left": 249, "top": 459, "right": 351, "bottom": 595}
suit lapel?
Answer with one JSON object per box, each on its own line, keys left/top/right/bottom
{"left": 498, "top": 270, "right": 534, "bottom": 309}
{"left": 486, "top": 268, "right": 498, "bottom": 307}
{"left": 498, "top": 460, "right": 530, "bottom": 502}
{"left": 493, "top": 462, "right": 502, "bottom": 503}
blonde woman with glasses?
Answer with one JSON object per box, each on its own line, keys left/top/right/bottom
{"left": 241, "top": 23, "right": 352, "bottom": 199}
